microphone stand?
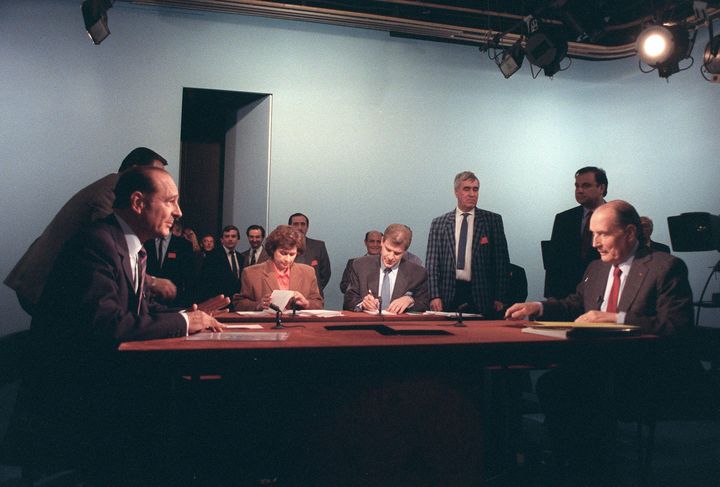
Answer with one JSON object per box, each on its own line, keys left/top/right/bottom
{"left": 453, "top": 303, "right": 469, "bottom": 327}
{"left": 377, "top": 297, "right": 383, "bottom": 321}
{"left": 269, "top": 304, "right": 285, "bottom": 329}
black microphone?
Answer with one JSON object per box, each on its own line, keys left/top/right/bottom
{"left": 290, "top": 298, "right": 297, "bottom": 317}
{"left": 455, "top": 302, "right": 469, "bottom": 327}
{"left": 269, "top": 303, "right": 284, "bottom": 329}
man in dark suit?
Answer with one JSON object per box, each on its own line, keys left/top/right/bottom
{"left": 289, "top": 213, "right": 331, "bottom": 294}
{"left": 198, "top": 225, "right": 244, "bottom": 304}
{"left": 640, "top": 215, "right": 672, "bottom": 253}
{"left": 144, "top": 230, "right": 194, "bottom": 307}
{"left": 425, "top": 171, "right": 510, "bottom": 317}
{"left": 544, "top": 166, "right": 607, "bottom": 299}
{"left": 344, "top": 224, "right": 429, "bottom": 313}
{"left": 4, "top": 147, "right": 177, "bottom": 315}
{"left": 6, "top": 167, "right": 226, "bottom": 481}
{"left": 506, "top": 200, "right": 696, "bottom": 485}
{"left": 240, "top": 224, "right": 270, "bottom": 266}
{"left": 339, "top": 230, "right": 383, "bottom": 294}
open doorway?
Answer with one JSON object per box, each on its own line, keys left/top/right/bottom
{"left": 179, "top": 87, "right": 271, "bottom": 241}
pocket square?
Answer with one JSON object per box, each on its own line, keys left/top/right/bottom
{"left": 480, "top": 236, "right": 489, "bottom": 245}
{"left": 311, "top": 259, "right": 319, "bottom": 266}
{"left": 167, "top": 252, "right": 177, "bottom": 259}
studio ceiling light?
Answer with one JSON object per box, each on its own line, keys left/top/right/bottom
{"left": 636, "top": 24, "right": 693, "bottom": 78}
{"left": 495, "top": 39, "right": 524, "bottom": 79}
{"left": 82, "top": 0, "right": 113, "bottom": 45}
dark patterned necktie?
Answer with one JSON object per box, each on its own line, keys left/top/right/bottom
{"left": 457, "top": 213, "right": 469, "bottom": 270}
{"left": 250, "top": 251, "right": 256, "bottom": 266}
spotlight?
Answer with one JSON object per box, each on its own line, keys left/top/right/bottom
{"left": 82, "top": 0, "right": 113, "bottom": 45}
{"left": 496, "top": 40, "right": 524, "bottom": 79}
{"left": 701, "top": 34, "right": 720, "bottom": 82}
{"left": 525, "top": 31, "right": 568, "bottom": 77}
{"left": 636, "top": 24, "right": 691, "bottom": 78}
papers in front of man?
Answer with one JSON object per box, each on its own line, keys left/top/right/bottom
{"left": 295, "top": 309, "right": 343, "bottom": 317}
{"left": 187, "top": 331, "right": 289, "bottom": 341}
{"left": 423, "top": 311, "right": 484, "bottom": 318}
{"left": 522, "top": 321, "right": 641, "bottom": 339}
{"left": 364, "top": 309, "right": 397, "bottom": 316}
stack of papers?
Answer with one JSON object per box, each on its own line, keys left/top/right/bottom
{"left": 522, "top": 322, "right": 641, "bottom": 339}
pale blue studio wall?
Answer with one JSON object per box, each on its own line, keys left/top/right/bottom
{"left": 2, "top": 0, "right": 719, "bottom": 334}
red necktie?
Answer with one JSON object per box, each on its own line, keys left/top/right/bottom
{"left": 606, "top": 266, "right": 622, "bottom": 313}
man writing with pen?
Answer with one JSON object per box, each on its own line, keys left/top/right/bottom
{"left": 343, "top": 224, "right": 429, "bottom": 313}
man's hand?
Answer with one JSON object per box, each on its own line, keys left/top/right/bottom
{"left": 430, "top": 298, "right": 443, "bottom": 312}
{"left": 149, "top": 276, "right": 177, "bottom": 300}
{"left": 504, "top": 302, "right": 542, "bottom": 320}
{"left": 575, "top": 311, "right": 618, "bottom": 323}
{"left": 387, "top": 296, "right": 414, "bottom": 314}
{"left": 187, "top": 310, "right": 225, "bottom": 334}
{"left": 361, "top": 292, "right": 380, "bottom": 311}
{"left": 192, "top": 295, "right": 231, "bottom": 315}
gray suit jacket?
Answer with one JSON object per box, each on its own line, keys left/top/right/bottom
{"left": 542, "top": 247, "right": 693, "bottom": 336}
{"left": 295, "top": 236, "right": 331, "bottom": 292}
{"left": 343, "top": 255, "right": 429, "bottom": 312}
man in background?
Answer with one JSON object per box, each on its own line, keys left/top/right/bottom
{"left": 544, "top": 166, "right": 607, "bottom": 299}
{"left": 289, "top": 212, "right": 331, "bottom": 294}
{"left": 339, "top": 230, "right": 382, "bottom": 294}
{"left": 240, "top": 224, "right": 270, "bottom": 266}
{"left": 199, "top": 225, "right": 244, "bottom": 303}
{"left": 640, "top": 216, "right": 671, "bottom": 253}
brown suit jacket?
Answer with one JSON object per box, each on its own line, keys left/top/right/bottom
{"left": 233, "top": 260, "right": 324, "bottom": 311}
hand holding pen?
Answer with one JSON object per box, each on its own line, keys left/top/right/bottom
{"left": 362, "top": 289, "right": 380, "bottom": 311}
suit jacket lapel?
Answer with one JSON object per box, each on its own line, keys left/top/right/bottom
{"left": 108, "top": 215, "right": 136, "bottom": 300}
{"left": 369, "top": 261, "right": 381, "bottom": 296}
{"left": 443, "top": 211, "right": 456, "bottom": 265}
{"left": 392, "top": 261, "right": 409, "bottom": 300}
{"left": 618, "top": 251, "right": 651, "bottom": 312}
{"left": 262, "top": 262, "right": 279, "bottom": 293}
{"left": 585, "top": 261, "right": 610, "bottom": 310}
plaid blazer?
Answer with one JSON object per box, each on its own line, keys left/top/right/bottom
{"left": 425, "top": 208, "right": 510, "bottom": 315}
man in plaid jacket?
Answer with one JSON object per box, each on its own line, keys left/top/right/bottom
{"left": 426, "top": 171, "right": 510, "bottom": 318}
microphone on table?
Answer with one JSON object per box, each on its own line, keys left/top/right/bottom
{"left": 454, "top": 303, "right": 469, "bottom": 327}
{"left": 290, "top": 298, "right": 297, "bottom": 317}
{"left": 269, "top": 303, "right": 284, "bottom": 329}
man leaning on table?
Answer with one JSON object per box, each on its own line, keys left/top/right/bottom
{"left": 505, "top": 199, "right": 699, "bottom": 486}
{"left": 344, "top": 224, "right": 429, "bottom": 313}
{"left": 3, "top": 166, "right": 228, "bottom": 484}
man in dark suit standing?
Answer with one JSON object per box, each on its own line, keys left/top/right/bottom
{"left": 144, "top": 229, "right": 194, "bottom": 307}
{"left": 506, "top": 200, "right": 696, "bottom": 485}
{"left": 240, "top": 224, "right": 270, "bottom": 266}
{"left": 6, "top": 167, "right": 226, "bottom": 482}
{"left": 289, "top": 213, "right": 331, "bottom": 294}
{"left": 425, "top": 171, "right": 510, "bottom": 317}
{"left": 198, "top": 225, "right": 244, "bottom": 304}
{"left": 344, "top": 224, "right": 429, "bottom": 313}
{"left": 544, "top": 166, "right": 607, "bottom": 299}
